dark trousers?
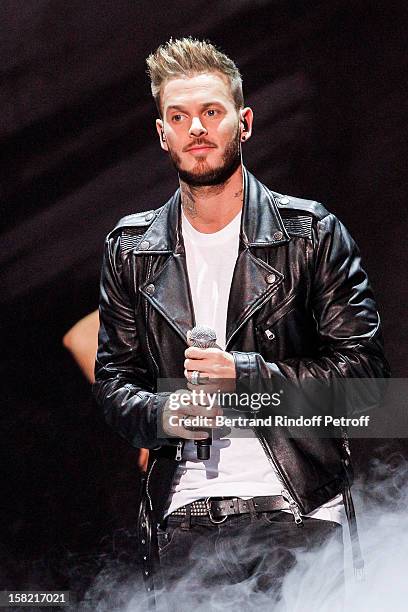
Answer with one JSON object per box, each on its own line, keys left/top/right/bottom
{"left": 155, "top": 510, "right": 344, "bottom": 611}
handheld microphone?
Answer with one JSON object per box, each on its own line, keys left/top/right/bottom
{"left": 188, "top": 325, "right": 219, "bottom": 460}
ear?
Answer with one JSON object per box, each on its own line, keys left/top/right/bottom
{"left": 240, "top": 107, "right": 254, "bottom": 142}
{"left": 155, "top": 118, "right": 168, "bottom": 151}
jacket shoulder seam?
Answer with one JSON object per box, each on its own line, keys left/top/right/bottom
{"left": 270, "top": 189, "right": 331, "bottom": 221}
{"left": 113, "top": 209, "right": 157, "bottom": 231}
{"left": 106, "top": 209, "right": 160, "bottom": 256}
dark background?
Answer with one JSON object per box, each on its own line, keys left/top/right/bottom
{"left": 1, "top": 0, "right": 407, "bottom": 599}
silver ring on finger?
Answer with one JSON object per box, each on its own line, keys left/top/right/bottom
{"left": 191, "top": 370, "right": 201, "bottom": 385}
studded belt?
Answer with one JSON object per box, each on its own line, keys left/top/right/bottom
{"left": 170, "top": 495, "right": 290, "bottom": 523}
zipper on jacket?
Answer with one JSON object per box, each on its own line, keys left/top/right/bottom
{"left": 145, "top": 443, "right": 183, "bottom": 511}
{"left": 226, "top": 301, "right": 269, "bottom": 350}
{"left": 175, "top": 441, "right": 184, "bottom": 461}
{"left": 225, "top": 281, "right": 281, "bottom": 350}
{"left": 281, "top": 489, "right": 303, "bottom": 525}
{"left": 254, "top": 428, "right": 304, "bottom": 527}
{"left": 146, "top": 458, "right": 157, "bottom": 511}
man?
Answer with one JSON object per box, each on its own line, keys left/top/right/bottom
{"left": 93, "top": 38, "right": 389, "bottom": 608}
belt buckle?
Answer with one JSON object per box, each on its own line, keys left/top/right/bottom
{"left": 205, "top": 497, "right": 228, "bottom": 524}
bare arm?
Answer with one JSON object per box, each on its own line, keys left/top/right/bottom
{"left": 63, "top": 310, "right": 99, "bottom": 383}
{"left": 62, "top": 309, "right": 150, "bottom": 473}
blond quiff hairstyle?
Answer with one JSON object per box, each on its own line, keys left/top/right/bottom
{"left": 146, "top": 37, "right": 244, "bottom": 114}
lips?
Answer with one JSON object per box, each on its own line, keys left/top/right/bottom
{"left": 185, "top": 143, "right": 216, "bottom": 152}
{"left": 188, "top": 147, "right": 213, "bottom": 153}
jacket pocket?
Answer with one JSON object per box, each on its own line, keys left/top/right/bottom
{"left": 256, "top": 292, "right": 297, "bottom": 339}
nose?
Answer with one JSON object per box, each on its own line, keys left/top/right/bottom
{"left": 189, "top": 116, "right": 207, "bottom": 138}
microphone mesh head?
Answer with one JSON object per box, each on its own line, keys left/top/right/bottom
{"left": 189, "top": 325, "right": 218, "bottom": 349}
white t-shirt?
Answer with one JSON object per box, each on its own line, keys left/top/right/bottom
{"left": 165, "top": 209, "right": 344, "bottom": 525}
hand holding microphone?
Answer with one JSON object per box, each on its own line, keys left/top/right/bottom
{"left": 185, "top": 325, "right": 236, "bottom": 460}
{"left": 187, "top": 325, "right": 218, "bottom": 460}
{"left": 161, "top": 325, "right": 236, "bottom": 459}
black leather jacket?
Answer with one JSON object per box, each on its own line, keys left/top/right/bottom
{"left": 94, "top": 168, "right": 389, "bottom": 528}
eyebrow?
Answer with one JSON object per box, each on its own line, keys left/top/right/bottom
{"left": 166, "top": 102, "right": 226, "bottom": 113}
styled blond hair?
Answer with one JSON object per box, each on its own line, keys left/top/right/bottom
{"left": 146, "top": 37, "right": 244, "bottom": 114}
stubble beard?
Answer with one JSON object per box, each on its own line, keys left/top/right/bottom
{"left": 168, "top": 125, "right": 241, "bottom": 188}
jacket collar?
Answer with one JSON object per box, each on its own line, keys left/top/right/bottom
{"left": 135, "top": 167, "right": 289, "bottom": 254}
{"left": 138, "top": 167, "right": 288, "bottom": 348}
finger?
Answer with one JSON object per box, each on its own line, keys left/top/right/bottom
{"left": 185, "top": 380, "right": 211, "bottom": 396}
{"left": 186, "top": 347, "right": 222, "bottom": 358}
{"left": 184, "top": 416, "right": 220, "bottom": 427}
{"left": 181, "top": 403, "right": 223, "bottom": 417}
{"left": 184, "top": 430, "right": 211, "bottom": 441}
{"left": 186, "top": 330, "right": 194, "bottom": 348}
{"left": 163, "top": 413, "right": 221, "bottom": 437}
{"left": 191, "top": 404, "right": 223, "bottom": 418}
{"left": 186, "top": 383, "right": 222, "bottom": 405}
{"left": 184, "top": 368, "right": 210, "bottom": 382}
{"left": 166, "top": 426, "right": 209, "bottom": 440}
{"left": 188, "top": 382, "right": 225, "bottom": 394}
{"left": 184, "top": 357, "right": 219, "bottom": 374}
{"left": 184, "top": 346, "right": 208, "bottom": 359}
{"left": 176, "top": 402, "right": 223, "bottom": 419}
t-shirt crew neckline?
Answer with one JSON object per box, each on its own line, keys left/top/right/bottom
{"left": 181, "top": 209, "right": 242, "bottom": 244}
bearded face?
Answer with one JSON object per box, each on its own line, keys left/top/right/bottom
{"left": 157, "top": 72, "right": 246, "bottom": 188}
{"left": 167, "top": 123, "right": 241, "bottom": 187}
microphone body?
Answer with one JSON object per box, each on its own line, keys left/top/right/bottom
{"left": 188, "top": 325, "right": 219, "bottom": 460}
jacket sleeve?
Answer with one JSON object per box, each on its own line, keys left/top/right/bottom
{"left": 92, "top": 231, "right": 170, "bottom": 449}
{"left": 232, "top": 212, "right": 390, "bottom": 397}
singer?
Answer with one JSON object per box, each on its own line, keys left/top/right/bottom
{"left": 93, "top": 38, "right": 389, "bottom": 609}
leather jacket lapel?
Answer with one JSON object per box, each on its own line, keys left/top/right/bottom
{"left": 240, "top": 168, "right": 289, "bottom": 247}
{"left": 226, "top": 250, "right": 283, "bottom": 349}
{"left": 225, "top": 169, "right": 289, "bottom": 348}
{"left": 138, "top": 168, "right": 289, "bottom": 347}
{"left": 139, "top": 190, "right": 195, "bottom": 345}
{"left": 140, "top": 252, "right": 195, "bottom": 345}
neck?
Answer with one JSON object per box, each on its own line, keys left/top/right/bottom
{"left": 180, "top": 165, "right": 244, "bottom": 233}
